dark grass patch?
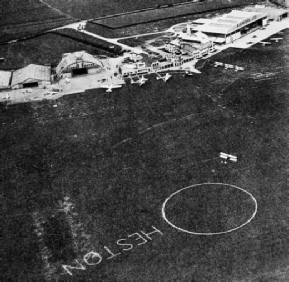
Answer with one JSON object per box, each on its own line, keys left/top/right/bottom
{"left": 42, "top": 213, "right": 76, "bottom": 263}
{"left": 0, "top": 32, "right": 113, "bottom": 70}
{"left": 53, "top": 28, "right": 123, "bottom": 54}
{"left": 1, "top": 214, "right": 42, "bottom": 281}
{"left": 0, "top": 7, "right": 67, "bottom": 27}
{"left": 43, "top": 0, "right": 199, "bottom": 20}
{"left": 0, "top": 0, "right": 73, "bottom": 44}
{"left": 92, "top": 0, "right": 260, "bottom": 29}
{"left": 0, "top": 0, "right": 44, "bottom": 13}
{"left": 85, "top": 5, "right": 252, "bottom": 39}
{"left": 85, "top": 22, "right": 119, "bottom": 38}
{"left": 0, "top": 19, "right": 74, "bottom": 44}
{"left": 118, "top": 32, "right": 170, "bottom": 47}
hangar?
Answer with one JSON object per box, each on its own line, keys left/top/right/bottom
{"left": 0, "top": 70, "right": 12, "bottom": 90}
{"left": 11, "top": 64, "right": 51, "bottom": 89}
{"left": 56, "top": 51, "right": 105, "bottom": 79}
{"left": 191, "top": 10, "right": 268, "bottom": 44}
{"left": 244, "top": 6, "right": 289, "bottom": 22}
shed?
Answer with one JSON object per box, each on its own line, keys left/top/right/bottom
{"left": 0, "top": 70, "right": 11, "bottom": 89}
{"left": 11, "top": 64, "right": 51, "bottom": 89}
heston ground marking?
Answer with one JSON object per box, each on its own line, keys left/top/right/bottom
{"left": 61, "top": 225, "right": 163, "bottom": 276}
{"left": 161, "top": 183, "right": 258, "bottom": 235}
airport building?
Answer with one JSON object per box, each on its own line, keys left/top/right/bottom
{"left": 11, "top": 64, "right": 51, "bottom": 89}
{"left": 179, "top": 29, "right": 213, "bottom": 49}
{"left": 165, "top": 30, "right": 214, "bottom": 56}
{"left": 165, "top": 38, "right": 181, "bottom": 53}
{"left": 0, "top": 70, "right": 12, "bottom": 90}
{"left": 190, "top": 10, "right": 268, "bottom": 44}
{"left": 243, "top": 5, "right": 289, "bottom": 21}
{"left": 56, "top": 51, "right": 106, "bottom": 79}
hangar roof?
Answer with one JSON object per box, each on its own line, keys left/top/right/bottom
{"left": 56, "top": 51, "right": 104, "bottom": 75}
{"left": 194, "top": 10, "right": 266, "bottom": 35}
{"left": 244, "top": 6, "right": 288, "bottom": 17}
{"left": 11, "top": 64, "right": 51, "bottom": 86}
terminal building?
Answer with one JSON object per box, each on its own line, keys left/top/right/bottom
{"left": 11, "top": 64, "right": 51, "bottom": 89}
{"left": 190, "top": 10, "right": 268, "bottom": 44}
{"left": 56, "top": 51, "right": 106, "bottom": 79}
{"left": 165, "top": 30, "right": 214, "bottom": 55}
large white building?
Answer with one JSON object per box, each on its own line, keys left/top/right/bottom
{"left": 190, "top": 10, "right": 268, "bottom": 44}
{"left": 56, "top": 51, "right": 106, "bottom": 79}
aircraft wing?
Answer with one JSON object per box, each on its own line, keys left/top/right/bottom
{"left": 100, "top": 84, "right": 122, "bottom": 89}
{"left": 99, "top": 84, "right": 110, "bottom": 89}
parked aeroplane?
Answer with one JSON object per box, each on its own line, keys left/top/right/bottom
{"left": 220, "top": 152, "right": 237, "bottom": 163}
{"left": 130, "top": 75, "right": 148, "bottom": 86}
{"left": 183, "top": 66, "right": 201, "bottom": 74}
{"left": 136, "top": 75, "right": 148, "bottom": 85}
{"left": 214, "top": 61, "right": 224, "bottom": 67}
{"left": 45, "top": 91, "right": 59, "bottom": 96}
{"left": 130, "top": 77, "right": 139, "bottom": 84}
{"left": 224, "top": 64, "right": 234, "bottom": 69}
{"left": 235, "top": 66, "right": 244, "bottom": 72}
{"left": 137, "top": 80, "right": 146, "bottom": 86}
{"left": 260, "top": 41, "right": 271, "bottom": 46}
{"left": 270, "top": 37, "right": 283, "bottom": 42}
{"left": 156, "top": 72, "right": 172, "bottom": 82}
{"left": 100, "top": 83, "right": 122, "bottom": 92}
{"left": 183, "top": 70, "right": 194, "bottom": 76}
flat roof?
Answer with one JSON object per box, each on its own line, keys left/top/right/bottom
{"left": 0, "top": 70, "right": 11, "bottom": 88}
{"left": 244, "top": 6, "right": 289, "bottom": 17}
{"left": 179, "top": 31, "right": 210, "bottom": 43}
{"left": 194, "top": 10, "right": 266, "bottom": 35}
{"left": 217, "top": 19, "right": 239, "bottom": 24}
{"left": 192, "top": 18, "right": 211, "bottom": 24}
{"left": 197, "top": 23, "right": 232, "bottom": 35}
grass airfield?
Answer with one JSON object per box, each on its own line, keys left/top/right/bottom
{"left": 1, "top": 28, "right": 288, "bottom": 281}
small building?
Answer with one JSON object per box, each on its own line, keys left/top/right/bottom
{"left": 244, "top": 5, "right": 289, "bottom": 22}
{"left": 172, "top": 23, "right": 188, "bottom": 33}
{"left": 179, "top": 30, "right": 213, "bottom": 50}
{"left": 56, "top": 51, "right": 105, "bottom": 79}
{"left": 121, "top": 61, "right": 151, "bottom": 76}
{"left": 0, "top": 70, "right": 12, "bottom": 90}
{"left": 11, "top": 64, "right": 51, "bottom": 89}
{"left": 181, "top": 44, "right": 198, "bottom": 55}
{"left": 165, "top": 38, "right": 181, "bottom": 53}
{"left": 126, "top": 52, "right": 143, "bottom": 62}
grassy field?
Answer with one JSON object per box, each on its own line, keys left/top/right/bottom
{"left": 53, "top": 29, "right": 123, "bottom": 54}
{"left": 1, "top": 29, "right": 288, "bottom": 280}
{"left": 0, "top": 32, "right": 113, "bottom": 70}
{"left": 92, "top": 0, "right": 261, "bottom": 28}
{"left": 0, "top": 0, "right": 73, "bottom": 43}
{"left": 43, "top": 0, "right": 200, "bottom": 19}
{"left": 118, "top": 33, "right": 172, "bottom": 48}
{"left": 85, "top": 5, "right": 252, "bottom": 39}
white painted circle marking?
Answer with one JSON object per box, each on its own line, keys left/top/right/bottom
{"left": 161, "top": 183, "right": 257, "bottom": 235}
